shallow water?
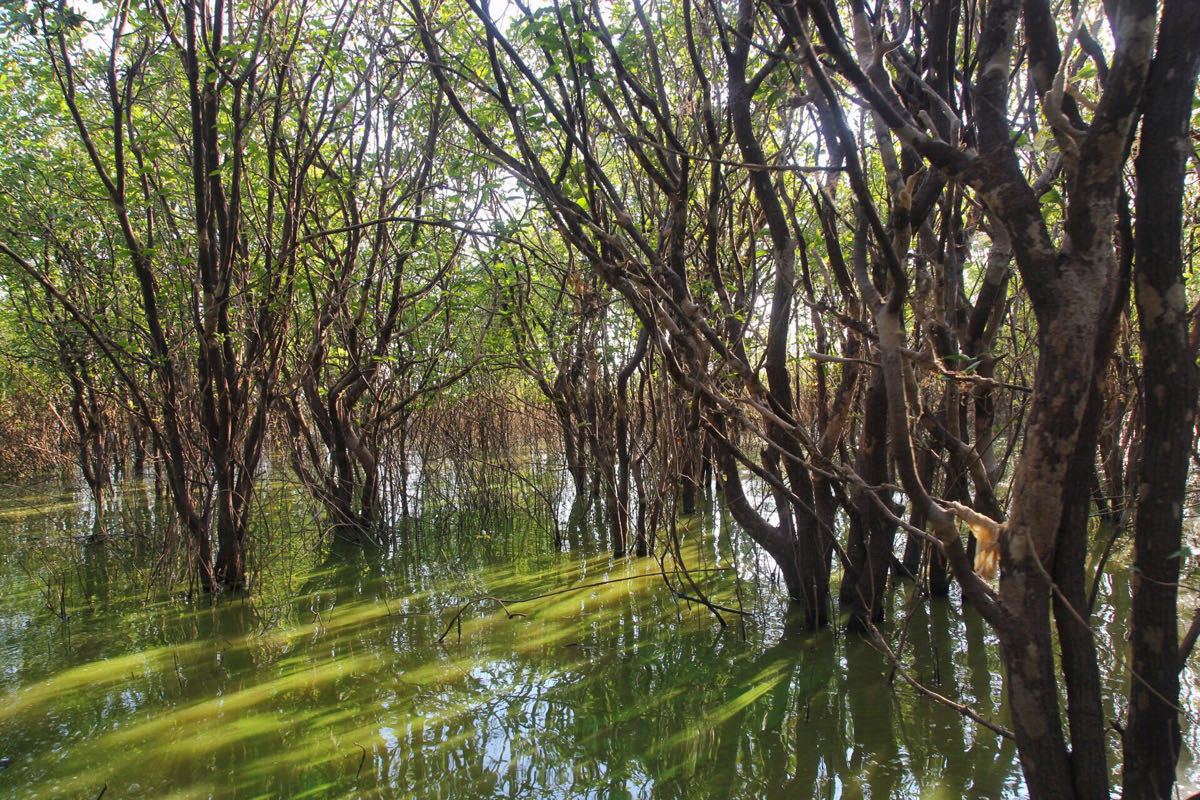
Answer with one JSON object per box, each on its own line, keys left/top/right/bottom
{"left": 0, "top": 479, "right": 1195, "bottom": 799}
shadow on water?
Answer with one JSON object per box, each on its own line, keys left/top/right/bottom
{"left": 0, "top": 478, "right": 1194, "bottom": 799}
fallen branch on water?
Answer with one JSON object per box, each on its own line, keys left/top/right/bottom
{"left": 863, "top": 620, "right": 1015, "bottom": 740}
{"left": 437, "top": 595, "right": 527, "bottom": 643}
{"left": 435, "top": 567, "right": 738, "bottom": 643}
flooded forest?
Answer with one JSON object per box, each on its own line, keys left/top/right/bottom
{"left": 0, "top": 0, "right": 1198, "bottom": 796}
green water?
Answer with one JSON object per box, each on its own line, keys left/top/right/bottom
{"left": 0, "top": 480, "right": 1195, "bottom": 799}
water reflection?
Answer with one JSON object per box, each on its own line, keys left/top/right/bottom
{"left": 0, "top": 480, "right": 1193, "bottom": 798}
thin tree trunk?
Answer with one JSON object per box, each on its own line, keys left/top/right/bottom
{"left": 1124, "top": 1, "right": 1200, "bottom": 793}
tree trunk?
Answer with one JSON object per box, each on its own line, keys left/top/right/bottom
{"left": 1124, "top": 1, "right": 1200, "bottom": 793}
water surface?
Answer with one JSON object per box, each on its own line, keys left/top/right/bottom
{"left": 0, "top": 479, "right": 1195, "bottom": 798}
